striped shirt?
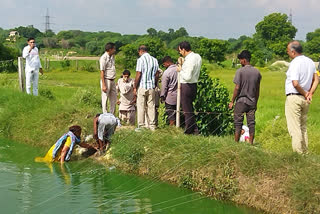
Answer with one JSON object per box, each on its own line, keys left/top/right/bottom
{"left": 136, "top": 53, "right": 159, "bottom": 89}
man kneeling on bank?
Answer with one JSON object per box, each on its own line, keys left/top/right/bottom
{"left": 93, "top": 113, "right": 121, "bottom": 154}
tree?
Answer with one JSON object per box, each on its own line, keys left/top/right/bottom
{"left": 13, "top": 25, "right": 43, "bottom": 39}
{"left": 254, "top": 13, "right": 297, "bottom": 57}
{"left": 198, "top": 38, "right": 229, "bottom": 63}
{"left": 304, "top": 28, "right": 320, "bottom": 60}
{"left": 147, "top": 28, "right": 157, "bottom": 37}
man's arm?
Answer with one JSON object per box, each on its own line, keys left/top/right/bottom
{"left": 292, "top": 80, "right": 308, "bottom": 97}
{"left": 228, "top": 84, "right": 240, "bottom": 109}
{"left": 133, "top": 71, "right": 142, "bottom": 96}
{"left": 100, "top": 70, "right": 107, "bottom": 92}
{"left": 306, "top": 73, "right": 319, "bottom": 102}
{"left": 93, "top": 117, "right": 99, "bottom": 140}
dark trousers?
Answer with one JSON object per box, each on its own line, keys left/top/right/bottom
{"left": 234, "top": 102, "right": 256, "bottom": 135}
{"left": 181, "top": 83, "right": 198, "bottom": 134}
{"left": 165, "top": 102, "right": 176, "bottom": 122}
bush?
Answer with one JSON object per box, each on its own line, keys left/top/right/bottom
{"left": 60, "top": 59, "right": 71, "bottom": 68}
{"left": 0, "top": 60, "right": 17, "bottom": 73}
{"left": 194, "top": 65, "right": 233, "bottom": 136}
{"left": 73, "top": 88, "right": 100, "bottom": 107}
{"left": 39, "top": 88, "right": 55, "bottom": 100}
{"left": 81, "top": 62, "right": 96, "bottom": 72}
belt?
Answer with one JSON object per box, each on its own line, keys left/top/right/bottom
{"left": 286, "top": 93, "right": 303, "bottom": 96}
{"left": 107, "top": 79, "right": 115, "bottom": 81}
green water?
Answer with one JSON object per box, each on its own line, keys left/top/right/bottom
{"left": 0, "top": 139, "right": 260, "bottom": 214}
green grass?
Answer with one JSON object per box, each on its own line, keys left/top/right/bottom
{"left": 1, "top": 62, "right": 320, "bottom": 213}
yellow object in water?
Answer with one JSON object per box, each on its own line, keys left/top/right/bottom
{"left": 35, "top": 137, "right": 72, "bottom": 163}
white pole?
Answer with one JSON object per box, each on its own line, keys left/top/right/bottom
{"left": 18, "top": 57, "right": 25, "bottom": 92}
{"left": 176, "top": 72, "right": 181, "bottom": 127}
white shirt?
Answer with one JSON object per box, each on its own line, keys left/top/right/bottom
{"left": 117, "top": 78, "right": 135, "bottom": 111}
{"left": 285, "top": 55, "right": 316, "bottom": 95}
{"left": 22, "top": 45, "right": 42, "bottom": 71}
{"left": 180, "top": 52, "right": 202, "bottom": 84}
{"left": 99, "top": 52, "right": 116, "bottom": 79}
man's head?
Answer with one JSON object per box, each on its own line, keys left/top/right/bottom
{"left": 237, "top": 50, "right": 251, "bottom": 66}
{"left": 27, "top": 37, "right": 35, "bottom": 47}
{"left": 162, "top": 56, "right": 173, "bottom": 68}
{"left": 287, "top": 41, "right": 302, "bottom": 59}
{"left": 122, "top": 69, "right": 131, "bottom": 82}
{"left": 178, "top": 41, "right": 191, "bottom": 57}
{"left": 138, "top": 45, "right": 148, "bottom": 56}
{"left": 105, "top": 42, "right": 116, "bottom": 55}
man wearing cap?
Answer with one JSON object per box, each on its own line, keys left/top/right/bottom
{"left": 229, "top": 50, "right": 261, "bottom": 144}
{"left": 285, "top": 41, "right": 318, "bottom": 154}
{"left": 100, "top": 42, "right": 117, "bottom": 114}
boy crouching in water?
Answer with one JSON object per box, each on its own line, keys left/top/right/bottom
{"left": 93, "top": 113, "right": 121, "bottom": 154}
{"left": 117, "top": 70, "right": 136, "bottom": 125}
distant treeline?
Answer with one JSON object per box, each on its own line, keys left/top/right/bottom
{"left": 1, "top": 12, "right": 320, "bottom": 66}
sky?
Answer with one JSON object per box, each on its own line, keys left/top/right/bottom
{"left": 1, "top": 0, "right": 319, "bottom": 40}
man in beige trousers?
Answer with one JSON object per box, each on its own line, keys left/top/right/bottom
{"left": 100, "top": 42, "right": 117, "bottom": 114}
{"left": 285, "top": 41, "right": 318, "bottom": 154}
{"left": 133, "top": 45, "right": 160, "bottom": 131}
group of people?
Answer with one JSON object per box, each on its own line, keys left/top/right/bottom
{"left": 229, "top": 41, "right": 318, "bottom": 154}
{"left": 99, "top": 41, "right": 202, "bottom": 134}
{"left": 25, "top": 37, "right": 318, "bottom": 163}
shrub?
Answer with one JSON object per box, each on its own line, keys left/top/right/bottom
{"left": 39, "top": 88, "right": 55, "bottom": 100}
{"left": 194, "top": 65, "right": 233, "bottom": 136}
{"left": 60, "top": 59, "right": 71, "bottom": 68}
{"left": 81, "top": 62, "right": 96, "bottom": 72}
{"left": 73, "top": 88, "right": 100, "bottom": 107}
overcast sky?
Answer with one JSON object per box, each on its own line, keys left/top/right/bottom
{"left": 1, "top": 0, "right": 319, "bottom": 40}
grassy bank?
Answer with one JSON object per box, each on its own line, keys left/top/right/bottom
{"left": 1, "top": 64, "right": 320, "bottom": 213}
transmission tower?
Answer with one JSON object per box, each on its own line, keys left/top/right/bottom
{"left": 45, "top": 8, "right": 51, "bottom": 32}
{"left": 289, "top": 9, "right": 293, "bottom": 23}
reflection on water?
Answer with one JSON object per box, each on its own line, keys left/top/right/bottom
{"left": 0, "top": 139, "right": 260, "bottom": 214}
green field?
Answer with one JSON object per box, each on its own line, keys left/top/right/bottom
{"left": 1, "top": 60, "right": 320, "bottom": 213}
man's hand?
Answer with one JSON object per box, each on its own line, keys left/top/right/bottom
{"left": 133, "top": 88, "right": 137, "bottom": 96}
{"left": 178, "top": 57, "right": 184, "bottom": 65}
{"left": 102, "top": 85, "right": 107, "bottom": 93}
{"left": 117, "top": 100, "right": 120, "bottom": 105}
{"left": 160, "top": 97, "right": 165, "bottom": 103}
{"left": 29, "top": 44, "right": 34, "bottom": 52}
{"left": 40, "top": 68, "right": 43, "bottom": 75}
{"left": 130, "top": 96, "right": 137, "bottom": 105}
{"left": 305, "top": 91, "right": 312, "bottom": 104}
{"left": 228, "top": 101, "right": 234, "bottom": 110}
{"left": 177, "top": 64, "right": 182, "bottom": 72}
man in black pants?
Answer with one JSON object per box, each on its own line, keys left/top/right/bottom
{"left": 228, "top": 50, "right": 262, "bottom": 144}
{"left": 177, "top": 41, "right": 202, "bottom": 134}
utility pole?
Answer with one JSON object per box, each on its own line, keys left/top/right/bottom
{"left": 44, "top": 8, "right": 52, "bottom": 33}
{"left": 289, "top": 9, "right": 293, "bottom": 23}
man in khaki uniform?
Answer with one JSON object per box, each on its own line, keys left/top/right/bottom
{"left": 100, "top": 42, "right": 117, "bottom": 114}
{"left": 117, "top": 70, "right": 136, "bottom": 125}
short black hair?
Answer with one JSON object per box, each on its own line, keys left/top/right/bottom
{"left": 237, "top": 50, "right": 251, "bottom": 62}
{"left": 162, "top": 56, "right": 173, "bottom": 63}
{"left": 289, "top": 41, "right": 303, "bottom": 54}
{"left": 122, "top": 69, "right": 131, "bottom": 76}
{"left": 178, "top": 41, "right": 191, "bottom": 51}
{"left": 95, "top": 113, "right": 101, "bottom": 118}
{"left": 27, "top": 37, "right": 35, "bottom": 42}
{"left": 105, "top": 42, "right": 115, "bottom": 51}
{"left": 138, "top": 45, "right": 148, "bottom": 52}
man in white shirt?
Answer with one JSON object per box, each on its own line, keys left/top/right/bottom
{"left": 22, "top": 37, "right": 43, "bottom": 96}
{"left": 177, "top": 41, "right": 202, "bottom": 134}
{"left": 100, "top": 42, "right": 117, "bottom": 114}
{"left": 285, "top": 41, "right": 318, "bottom": 154}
